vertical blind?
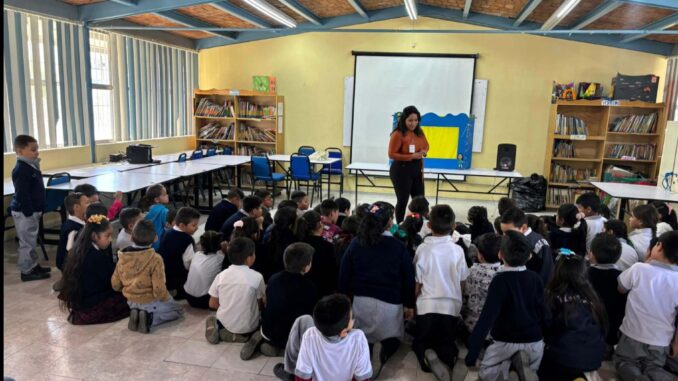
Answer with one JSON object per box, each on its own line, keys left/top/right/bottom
{"left": 109, "top": 33, "right": 198, "bottom": 142}
{"left": 664, "top": 56, "right": 678, "bottom": 121}
{"left": 3, "top": 9, "right": 91, "bottom": 152}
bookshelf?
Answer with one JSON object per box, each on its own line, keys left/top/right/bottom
{"left": 193, "top": 89, "right": 284, "bottom": 156}
{"left": 543, "top": 100, "right": 666, "bottom": 209}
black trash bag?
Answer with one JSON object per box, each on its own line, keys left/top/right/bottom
{"left": 509, "top": 173, "right": 547, "bottom": 212}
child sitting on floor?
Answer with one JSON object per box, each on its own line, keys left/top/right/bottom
{"left": 204, "top": 188, "right": 243, "bottom": 232}
{"left": 628, "top": 204, "right": 659, "bottom": 262}
{"left": 467, "top": 206, "right": 495, "bottom": 241}
{"left": 291, "top": 190, "right": 310, "bottom": 217}
{"left": 158, "top": 206, "right": 200, "bottom": 299}
{"left": 184, "top": 231, "right": 224, "bottom": 309}
{"left": 115, "top": 207, "right": 142, "bottom": 252}
{"left": 462, "top": 233, "right": 502, "bottom": 335}
{"left": 319, "top": 199, "right": 341, "bottom": 244}
{"left": 603, "top": 219, "right": 638, "bottom": 271}
{"left": 409, "top": 195, "right": 431, "bottom": 238}
{"left": 142, "top": 184, "right": 170, "bottom": 251}
{"left": 548, "top": 204, "right": 587, "bottom": 256}
{"left": 335, "top": 197, "right": 351, "bottom": 228}
{"left": 500, "top": 207, "right": 553, "bottom": 285}
{"left": 575, "top": 192, "right": 607, "bottom": 253}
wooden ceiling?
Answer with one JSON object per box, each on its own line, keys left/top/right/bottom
{"left": 60, "top": 0, "right": 678, "bottom": 45}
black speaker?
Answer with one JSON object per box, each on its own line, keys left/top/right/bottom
{"left": 495, "top": 144, "right": 516, "bottom": 172}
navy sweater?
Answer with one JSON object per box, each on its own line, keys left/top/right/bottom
{"left": 220, "top": 210, "right": 247, "bottom": 240}
{"left": 158, "top": 228, "right": 194, "bottom": 292}
{"left": 525, "top": 231, "right": 553, "bottom": 285}
{"left": 304, "top": 235, "right": 338, "bottom": 298}
{"left": 589, "top": 267, "right": 627, "bottom": 345}
{"left": 10, "top": 160, "right": 46, "bottom": 216}
{"left": 338, "top": 236, "right": 415, "bottom": 308}
{"left": 466, "top": 269, "right": 545, "bottom": 366}
{"left": 56, "top": 219, "right": 84, "bottom": 270}
{"left": 79, "top": 244, "right": 118, "bottom": 309}
{"left": 204, "top": 200, "right": 238, "bottom": 232}
{"left": 262, "top": 271, "right": 317, "bottom": 348}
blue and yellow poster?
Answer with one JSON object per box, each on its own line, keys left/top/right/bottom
{"left": 392, "top": 112, "right": 474, "bottom": 169}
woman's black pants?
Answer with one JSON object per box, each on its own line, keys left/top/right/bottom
{"left": 389, "top": 159, "right": 425, "bottom": 223}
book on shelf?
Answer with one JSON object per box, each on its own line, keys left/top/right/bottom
{"left": 555, "top": 114, "right": 588, "bottom": 135}
{"left": 238, "top": 124, "right": 275, "bottom": 142}
{"left": 605, "top": 144, "right": 656, "bottom": 160}
{"left": 609, "top": 113, "right": 657, "bottom": 134}
{"left": 238, "top": 101, "right": 277, "bottom": 119}
{"left": 547, "top": 187, "right": 587, "bottom": 206}
{"left": 550, "top": 163, "right": 597, "bottom": 183}
{"left": 553, "top": 141, "right": 575, "bottom": 158}
{"left": 195, "top": 98, "right": 235, "bottom": 117}
{"left": 199, "top": 122, "right": 234, "bottom": 140}
{"left": 237, "top": 144, "right": 275, "bottom": 156}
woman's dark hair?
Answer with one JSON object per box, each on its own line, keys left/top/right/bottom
{"left": 632, "top": 204, "right": 659, "bottom": 237}
{"left": 140, "top": 184, "right": 166, "bottom": 211}
{"left": 200, "top": 231, "right": 222, "bottom": 254}
{"left": 231, "top": 217, "right": 260, "bottom": 241}
{"left": 392, "top": 105, "right": 423, "bottom": 137}
{"left": 604, "top": 219, "right": 630, "bottom": 243}
{"left": 358, "top": 201, "right": 394, "bottom": 246}
{"left": 294, "top": 210, "right": 322, "bottom": 242}
{"left": 546, "top": 254, "right": 608, "bottom": 336}
{"left": 556, "top": 204, "right": 588, "bottom": 256}
{"left": 60, "top": 215, "right": 112, "bottom": 312}
{"left": 651, "top": 201, "right": 678, "bottom": 230}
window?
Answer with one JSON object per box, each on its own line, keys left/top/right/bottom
{"left": 90, "top": 31, "right": 113, "bottom": 142}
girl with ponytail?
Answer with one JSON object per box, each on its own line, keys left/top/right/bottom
{"left": 60, "top": 215, "right": 130, "bottom": 325}
{"left": 266, "top": 206, "right": 298, "bottom": 275}
{"left": 338, "top": 201, "right": 416, "bottom": 377}
{"left": 293, "top": 210, "right": 337, "bottom": 298}
{"left": 549, "top": 204, "right": 588, "bottom": 257}
{"left": 141, "top": 184, "right": 169, "bottom": 251}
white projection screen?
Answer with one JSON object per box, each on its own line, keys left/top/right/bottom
{"left": 350, "top": 53, "right": 477, "bottom": 166}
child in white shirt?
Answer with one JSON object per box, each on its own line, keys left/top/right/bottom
{"left": 184, "top": 231, "right": 225, "bottom": 309}
{"left": 628, "top": 204, "right": 659, "bottom": 262}
{"left": 614, "top": 231, "right": 678, "bottom": 381}
{"left": 295, "top": 294, "right": 372, "bottom": 381}
{"left": 115, "top": 207, "right": 142, "bottom": 252}
{"left": 575, "top": 192, "right": 607, "bottom": 252}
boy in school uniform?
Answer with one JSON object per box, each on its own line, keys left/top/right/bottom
{"left": 291, "top": 190, "right": 310, "bottom": 217}
{"left": 587, "top": 233, "right": 627, "bottom": 358}
{"left": 465, "top": 231, "right": 546, "bottom": 381}
{"left": 319, "top": 199, "right": 341, "bottom": 244}
{"left": 295, "top": 294, "right": 373, "bottom": 381}
{"left": 254, "top": 189, "right": 274, "bottom": 229}
{"left": 56, "top": 193, "right": 90, "bottom": 272}
{"left": 205, "top": 237, "right": 265, "bottom": 345}
{"left": 158, "top": 207, "right": 200, "bottom": 300}
{"left": 462, "top": 233, "right": 503, "bottom": 335}
{"left": 413, "top": 204, "right": 469, "bottom": 381}
{"left": 576, "top": 192, "right": 607, "bottom": 252}
{"left": 204, "top": 188, "right": 244, "bottom": 232}
{"left": 614, "top": 231, "right": 678, "bottom": 381}
{"left": 500, "top": 207, "right": 553, "bottom": 285}
{"left": 10, "top": 135, "right": 51, "bottom": 281}
{"left": 220, "top": 195, "right": 263, "bottom": 240}
{"left": 115, "top": 207, "right": 143, "bottom": 252}
{"left": 335, "top": 197, "right": 351, "bottom": 228}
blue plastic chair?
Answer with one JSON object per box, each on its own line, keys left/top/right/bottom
{"left": 39, "top": 173, "right": 72, "bottom": 259}
{"left": 178, "top": 153, "right": 188, "bottom": 162}
{"left": 320, "top": 147, "right": 343, "bottom": 197}
{"left": 190, "top": 150, "right": 203, "bottom": 160}
{"left": 222, "top": 147, "right": 233, "bottom": 155}
{"left": 251, "top": 155, "right": 286, "bottom": 207}
{"left": 298, "top": 146, "right": 315, "bottom": 156}
{"left": 206, "top": 148, "right": 217, "bottom": 157}
{"left": 290, "top": 153, "right": 321, "bottom": 206}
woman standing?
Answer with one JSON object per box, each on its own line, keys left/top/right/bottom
{"left": 389, "top": 105, "right": 429, "bottom": 223}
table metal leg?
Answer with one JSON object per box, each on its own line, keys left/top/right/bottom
{"left": 207, "top": 171, "right": 214, "bottom": 208}
{"left": 354, "top": 172, "right": 358, "bottom": 206}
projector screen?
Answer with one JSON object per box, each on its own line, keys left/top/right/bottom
{"left": 350, "top": 53, "right": 476, "bottom": 167}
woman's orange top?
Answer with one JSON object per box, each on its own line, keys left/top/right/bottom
{"left": 388, "top": 130, "right": 429, "bottom": 161}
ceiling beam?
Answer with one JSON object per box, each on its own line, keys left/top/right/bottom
{"left": 513, "top": 0, "right": 542, "bottom": 27}
{"left": 79, "top": 0, "right": 218, "bottom": 23}
{"left": 621, "top": 12, "right": 678, "bottom": 42}
{"left": 347, "top": 0, "right": 368, "bottom": 18}
{"left": 463, "top": 0, "right": 472, "bottom": 18}
{"left": 4, "top": 0, "right": 78, "bottom": 21}
{"left": 277, "top": 0, "right": 322, "bottom": 25}
{"left": 91, "top": 19, "right": 196, "bottom": 49}
{"left": 155, "top": 10, "right": 236, "bottom": 40}
{"left": 620, "top": 0, "right": 678, "bottom": 10}
{"left": 571, "top": 0, "right": 622, "bottom": 29}
{"left": 210, "top": 2, "right": 273, "bottom": 28}
{"left": 109, "top": 0, "right": 137, "bottom": 6}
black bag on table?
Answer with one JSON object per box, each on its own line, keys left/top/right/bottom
{"left": 509, "top": 173, "right": 547, "bottom": 212}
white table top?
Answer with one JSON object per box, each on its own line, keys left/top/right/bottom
{"left": 268, "top": 154, "right": 342, "bottom": 165}
{"left": 151, "top": 150, "right": 196, "bottom": 164}
{"left": 4, "top": 178, "right": 50, "bottom": 197}
{"left": 41, "top": 162, "right": 157, "bottom": 177}
{"left": 194, "top": 155, "right": 251, "bottom": 166}
{"left": 591, "top": 182, "right": 678, "bottom": 203}
{"left": 45, "top": 171, "right": 181, "bottom": 194}
{"left": 346, "top": 162, "right": 523, "bottom": 178}
{"left": 128, "top": 161, "right": 222, "bottom": 178}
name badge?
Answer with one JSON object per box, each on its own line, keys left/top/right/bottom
{"left": 408, "top": 144, "right": 415, "bottom": 153}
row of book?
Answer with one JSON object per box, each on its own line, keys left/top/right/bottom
{"left": 237, "top": 144, "right": 274, "bottom": 156}
{"left": 553, "top": 141, "right": 574, "bottom": 158}
{"left": 551, "top": 163, "right": 597, "bottom": 183}
{"left": 609, "top": 113, "right": 657, "bottom": 134}
{"left": 238, "top": 124, "right": 276, "bottom": 142}
{"left": 199, "top": 122, "right": 234, "bottom": 140}
{"left": 239, "top": 101, "right": 276, "bottom": 119}
{"left": 195, "top": 98, "right": 235, "bottom": 117}
{"left": 605, "top": 144, "right": 656, "bottom": 160}
{"left": 555, "top": 114, "right": 588, "bottom": 135}
{"left": 546, "top": 187, "right": 587, "bottom": 206}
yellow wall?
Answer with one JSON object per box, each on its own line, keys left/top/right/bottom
{"left": 199, "top": 17, "right": 667, "bottom": 196}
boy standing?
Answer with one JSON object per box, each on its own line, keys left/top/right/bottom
{"left": 205, "top": 237, "right": 265, "bottom": 345}
{"left": 220, "top": 195, "right": 263, "bottom": 240}
{"left": 465, "top": 231, "right": 545, "bottom": 381}
{"left": 462, "top": 233, "right": 503, "bottom": 334}
{"left": 205, "top": 188, "right": 243, "bottom": 232}
{"left": 295, "top": 294, "right": 372, "bottom": 381}
{"left": 10, "top": 135, "right": 51, "bottom": 281}
{"left": 614, "top": 231, "right": 678, "bottom": 381}
{"left": 576, "top": 192, "right": 607, "bottom": 252}
{"left": 158, "top": 207, "right": 200, "bottom": 299}
{"left": 500, "top": 207, "right": 553, "bottom": 285}
{"left": 319, "top": 199, "right": 341, "bottom": 244}
{"left": 413, "top": 204, "right": 469, "bottom": 381}
{"left": 115, "top": 207, "right": 143, "bottom": 251}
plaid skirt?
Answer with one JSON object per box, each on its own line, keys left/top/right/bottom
{"left": 69, "top": 293, "right": 130, "bottom": 325}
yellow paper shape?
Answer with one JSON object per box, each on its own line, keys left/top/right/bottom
{"left": 421, "top": 126, "right": 458, "bottom": 159}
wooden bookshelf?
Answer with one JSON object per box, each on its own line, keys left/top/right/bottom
{"left": 544, "top": 99, "right": 666, "bottom": 208}
{"left": 193, "top": 89, "right": 284, "bottom": 156}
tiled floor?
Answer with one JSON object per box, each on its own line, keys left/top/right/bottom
{"left": 3, "top": 192, "right": 620, "bottom": 380}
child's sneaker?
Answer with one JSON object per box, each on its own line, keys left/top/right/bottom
{"left": 205, "top": 315, "right": 220, "bottom": 344}
{"left": 219, "top": 328, "right": 249, "bottom": 343}
{"left": 273, "top": 363, "right": 294, "bottom": 381}
{"left": 510, "top": 351, "right": 537, "bottom": 381}
{"left": 138, "top": 310, "right": 152, "bottom": 334}
{"left": 128, "top": 308, "right": 139, "bottom": 331}
{"left": 424, "top": 349, "right": 451, "bottom": 381}
{"left": 260, "top": 342, "right": 285, "bottom": 357}
{"left": 240, "top": 330, "right": 264, "bottom": 360}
